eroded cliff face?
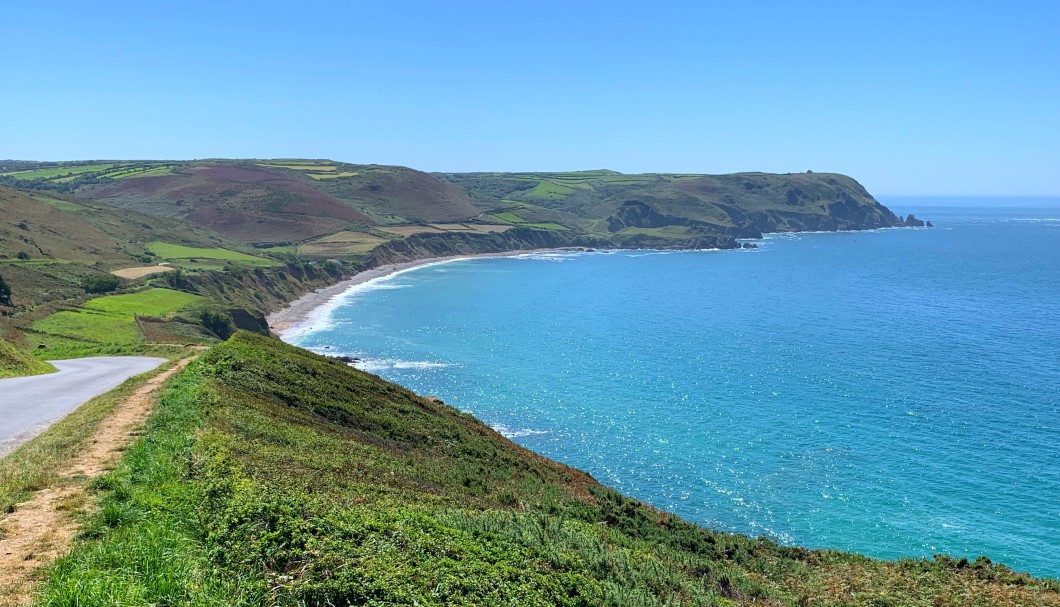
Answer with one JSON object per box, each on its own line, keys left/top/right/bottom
{"left": 367, "top": 227, "right": 741, "bottom": 268}
{"left": 367, "top": 229, "right": 602, "bottom": 266}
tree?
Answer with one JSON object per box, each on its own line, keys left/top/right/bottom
{"left": 0, "top": 273, "right": 11, "bottom": 306}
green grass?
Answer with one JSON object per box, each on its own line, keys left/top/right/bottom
{"left": 31, "top": 194, "right": 85, "bottom": 212}
{"left": 307, "top": 170, "right": 360, "bottom": 180}
{"left": 0, "top": 359, "right": 177, "bottom": 513}
{"left": 35, "top": 333, "right": 1060, "bottom": 607}
{"left": 33, "top": 311, "right": 143, "bottom": 344}
{"left": 0, "top": 337, "right": 56, "bottom": 378}
{"left": 492, "top": 211, "right": 525, "bottom": 223}
{"left": 31, "top": 288, "right": 203, "bottom": 349}
{"left": 2, "top": 163, "right": 114, "bottom": 180}
{"left": 104, "top": 165, "right": 174, "bottom": 179}
{"left": 83, "top": 288, "right": 201, "bottom": 317}
{"left": 525, "top": 180, "right": 577, "bottom": 200}
{"left": 524, "top": 222, "right": 571, "bottom": 231}
{"left": 617, "top": 226, "right": 693, "bottom": 238}
{"left": 147, "top": 242, "right": 279, "bottom": 266}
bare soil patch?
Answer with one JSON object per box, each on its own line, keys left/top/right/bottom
{"left": 110, "top": 265, "right": 177, "bottom": 280}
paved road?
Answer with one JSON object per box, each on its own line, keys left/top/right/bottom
{"left": 0, "top": 357, "right": 167, "bottom": 456}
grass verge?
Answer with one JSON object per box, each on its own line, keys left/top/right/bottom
{"left": 0, "top": 358, "right": 180, "bottom": 514}
{"left": 0, "top": 338, "right": 56, "bottom": 379}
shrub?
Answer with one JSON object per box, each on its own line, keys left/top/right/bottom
{"left": 81, "top": 274, "right": 120, "bottom": 294}
{"left": 0, "top": 273, "right": 10, "bottom": 305}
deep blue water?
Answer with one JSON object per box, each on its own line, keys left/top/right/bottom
{"left": 289, "top": 197, "right": 1060, "bottom": 578}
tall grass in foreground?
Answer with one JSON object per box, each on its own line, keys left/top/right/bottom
{"left": 33, "top": 333, "right": 1060, "bottom": 606}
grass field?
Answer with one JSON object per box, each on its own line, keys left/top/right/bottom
{"left": 429, "top": 223, "right": 476, "bottom": 231}
{"left": 307, "top": 171, "right": 359, "bottom": 180}
{"left": 257, "top": 163, "right": 337, "bottom": 171}
{"left": 1, "top": 164, "right": 114, "bottom": 180}
{"left": 465, "top": 224, "right": 512, "bottom": 233}
{"left": 147, "top": 242, "right": 279, "bottom": 266}
{"left": 617, "top": 226, "right": 693, "bottom": 238}
{"left": 33, "top": 311, "right": 144, "bottom": 345}
{"left": 300, "top": 231, "right": 389, "bottom": 256}
{"left": 0, "top": 338, "right": 56, "bottom": 379}
{"left": 31, "top": 194, "right": 85, "bottom": 212}
{"left": 105, "top": 165, "right": 174, "bottom": 179}
{"left": 524, "top": 222, "right": 571, "bottom": 231}
{"left": 492, "top": 211, "right": 525, "bottom": 223}
{"left": 83, "top": 288, "right": 201, "bottom": 317}
{"left": 378, "top": 226, "right": 446, "bottom": 237}
{"left": 525, "top": 180, "right": 577, "bottom": 200}
{"left": 110, "top": 265, "right": 177, "bottom": 280}
{"left": 32, "top": 288, "right": 203, "bottom": 350}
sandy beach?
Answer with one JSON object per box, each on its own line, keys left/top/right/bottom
{"left": 267, "top": 248, "right": 574, "bottom": 338}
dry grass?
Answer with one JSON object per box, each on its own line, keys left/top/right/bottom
{"left": 110, "top": 265, "right": 177, "bottom": 280}
{"left": 465, "top": 224, "right": 512, "bottom": 233}
{"left": 378, "top": 226, "right": 446, "bottom": 237}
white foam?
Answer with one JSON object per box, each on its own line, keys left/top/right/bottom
{"left": 514, "top": 251, "right": 584, "bottom": 262}
{"left": 354, "top": 358, "right": 452, "bottom": 373}
{"left": 280, "top": 258, "right": 476, "bottom": 342}
{"left": 492, "top": 424, "right": 549, "bottom": 439}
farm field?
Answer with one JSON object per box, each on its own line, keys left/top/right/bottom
{"left": 378, "top": 226, "right": 446, "bottom": 237}
{"left": 0, "top": 162, "right": 176, "bottom": 183}
{"left": 300, "top": 231, "right": 390, "bottom": 256}
{"left": 492, "top": 211, "right": 525, "bottom": 223}
{"left": 147, "top": 242, "right": 279, "bottom": 266}
{"left": 308, "top": 171, "right": 359, "bottom": 180}
{"left": 30, "top": 288, "right": 205, "bottom": 356}
{"left": 111, "top": 265, "right": 178, "bottom": 280}
{"left": 2, "top": 164, "right": 115, "bottom": 180}
{"left": 616, "top": 226, "right": 694, "bottom": 238}
{"left": 524, "top": 223, "right": 570, "bottom": 231}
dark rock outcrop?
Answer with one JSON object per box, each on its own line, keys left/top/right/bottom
{"left": 903, "top": 214, "right": 926, "bottom": 227}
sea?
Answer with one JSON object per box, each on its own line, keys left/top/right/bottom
{"left": 286, "top": 196, "right": 1060, "bottom": 578}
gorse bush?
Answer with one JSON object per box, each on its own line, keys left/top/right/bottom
{"left": 80, "top": 273, "right": 119, "bottom": 294}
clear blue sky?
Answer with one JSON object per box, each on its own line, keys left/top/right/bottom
{"left": 2, "top": 1, "right": 1056, "bottom": 195}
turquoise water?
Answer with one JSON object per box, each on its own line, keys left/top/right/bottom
{"left": 290, "top": 197, "right": 1060, "bottom": 578}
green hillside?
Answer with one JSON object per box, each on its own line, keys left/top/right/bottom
{"left": 0, "top": 184, "right": 349, "bottom": 359}
{"left": 0, "top": 336, "right": 55, "bottom": 378}
{"left": 38, "top": 332, "right": 1059, "bottom": 606}
{"left": 2, "top": 160, "right": 912, "bottom": 255}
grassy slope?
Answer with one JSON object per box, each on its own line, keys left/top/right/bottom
{"left": 0, "top": 337, "right": 55, "bottom": 378}
{"left": 0, "top": 185, "right": 225, "bottom": 311}
{"left": 0, "top": 184, "right": 346, "bottom": 359}
{"left": 39, "top": 333, "right": 1059, "bottom": 606}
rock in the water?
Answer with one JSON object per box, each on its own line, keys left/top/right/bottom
{"left": 904, "top": 214, "right": 926, "bottom": 227}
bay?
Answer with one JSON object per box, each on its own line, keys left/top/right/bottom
{"left": 290, "top": 197, "right": 1060, "bottom": 578}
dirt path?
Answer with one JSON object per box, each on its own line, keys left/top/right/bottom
{"left": 0, "top": 355, "right": 196, "bottom": 607}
